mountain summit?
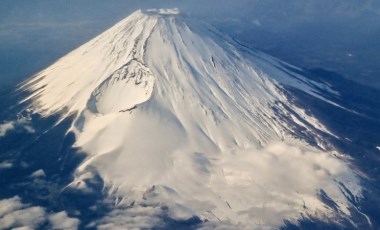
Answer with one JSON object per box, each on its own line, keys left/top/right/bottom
{"left": 23, "top": 9, "right": 361, "bottom": 229}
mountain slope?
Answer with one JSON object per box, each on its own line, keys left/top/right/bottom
{"left": 22, "top": 9, "right": 362, "bottom": 229}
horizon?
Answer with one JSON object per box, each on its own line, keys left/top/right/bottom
{"left": 1, "top": 1, "right": 380, "bottom": 89}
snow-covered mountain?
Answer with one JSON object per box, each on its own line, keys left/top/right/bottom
{"left": 21, "top": 9, "right": 362, "bottom": 229}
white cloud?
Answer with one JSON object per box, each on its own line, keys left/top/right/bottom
{"left": 29, "top": 169, "right": 46, "bottom": 178}
{"left": 252, "top": 19, "right": 261, "bottom": 27}
{"left": 48, "top": 211, "right": 80, "bottom": 230}
{"left": 0, "top": 161, "right": 13, "bottom": 170}
{"left": 0, "top": 197, "right": 45, "bottom": 229}
{"left": 76, "top": 141, "right": 361, "bottom": 229}
{"left": 0, "top": 197, "right": 24, "bottom": 217}
{"left": 92, "top": 206, "right": 163, "bottom": 230}
{"left": 0, "top": 121, "right": 15, "bottom": 137}
{"left": 23, "top": 125, "right": 35, "bottom": 134}
{"left": 0, "top": 197, "right": 80, "bottom": 230}
{"left": 0, "top": 116, "right": 35, "bottom": 138}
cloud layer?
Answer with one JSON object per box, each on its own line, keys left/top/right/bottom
{"left": 78, "top": 141, "right": 360, "bottom": 229}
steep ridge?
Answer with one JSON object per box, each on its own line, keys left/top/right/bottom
{"left": 22, "top": 9, "right": 362, "bottom": 229}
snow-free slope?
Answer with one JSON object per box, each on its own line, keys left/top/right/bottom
{"left": 23, "top": 9, "right": 362, "bottom": 229}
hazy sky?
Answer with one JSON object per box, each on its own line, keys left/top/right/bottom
{"left": 1, "top": 0, "right": 379, "bottom": 88}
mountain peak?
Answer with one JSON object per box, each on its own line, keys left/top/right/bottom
{"left": 142, "top": 8, "right": 181, "bottom": 16}
{"left": 21, "top": 10, "right": 361, "bottom": 229}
